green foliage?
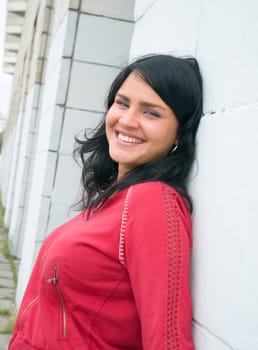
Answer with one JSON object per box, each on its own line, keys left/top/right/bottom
{"left": 0, "top": 193, "right": 17, "bottom": 334}
{"left": 0, "top": 308, "right": 12, "bottom": 316}
{"left": 0, "top": 200, "right": 17, "bottom": 287}
{"left": 0, "top": 315, "right": 16, "bottom": 334}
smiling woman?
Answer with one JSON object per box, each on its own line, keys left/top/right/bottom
{"left": 106, "top": 72, "right": 179, "bottom": 178}
{"left": 9, "top": 54, "right": 203, "bottom": 350}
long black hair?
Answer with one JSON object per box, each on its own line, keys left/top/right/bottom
{"left": 74, "top": 54, "right": 203, "bottom": 214}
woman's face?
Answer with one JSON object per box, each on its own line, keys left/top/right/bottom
{"left": 106, "top": 72, "right": 179, "bottom": 179}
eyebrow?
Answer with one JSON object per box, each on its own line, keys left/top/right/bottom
{"left": 116, "top": 93, "right": 166, "bottom": 111}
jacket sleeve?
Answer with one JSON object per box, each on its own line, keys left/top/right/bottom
{"left": 123, "top": 182, "right": 194, "bottom": 350}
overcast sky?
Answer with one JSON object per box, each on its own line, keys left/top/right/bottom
{"left": 0, "top": 0, "right": 13, "bottom": 120}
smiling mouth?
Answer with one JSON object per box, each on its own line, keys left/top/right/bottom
{"left": 117, "top": 132, "right": 144, "bottom": 144}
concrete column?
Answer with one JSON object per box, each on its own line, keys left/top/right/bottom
{"left": 8, "top": 84, "right": 41, "bottom": 257}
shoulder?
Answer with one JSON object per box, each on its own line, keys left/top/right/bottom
{"left": 126, "top": 181, "right": 173, "bottom": 198}
{"left": 127, "top": 181, "right": 189, "bottom": 212}
{"left": 122, "top": 182, "right": 192, "bottom": 260}
{"left": 122, "top": 181, "right": 191, "bottom": 228}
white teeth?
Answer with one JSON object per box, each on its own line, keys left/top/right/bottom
{"left": 118, "top": 133, "right": 143, "bottom": 144}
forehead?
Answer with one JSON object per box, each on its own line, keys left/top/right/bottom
{"left": 118, "top": 72, "right": 161, "bottom": 101}
{"left": 116, "top": 72, "right": 177, "bottom": 118}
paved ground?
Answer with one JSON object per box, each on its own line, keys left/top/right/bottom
{"left": 0, "top": 229, "right": 16, "bottom": 350}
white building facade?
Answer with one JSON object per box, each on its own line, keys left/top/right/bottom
{"left": 1, "top": 0, "right": 258, "bottom": 349}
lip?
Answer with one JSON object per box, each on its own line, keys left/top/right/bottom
{"left": 115, "top": 130, "right": 145, "bottom": 144}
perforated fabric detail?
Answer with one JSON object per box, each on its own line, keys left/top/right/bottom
{"left": 119, "top": 187, "right": 132, "bottom": 265}
{"left": 162, "top": 184, "right": 182, "bottom": 349}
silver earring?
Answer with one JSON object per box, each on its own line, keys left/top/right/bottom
{"left": 171, "top": 144, "right": 178, "bottom": 153}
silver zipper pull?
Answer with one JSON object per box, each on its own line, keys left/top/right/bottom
{"left": 46, "top": 266, "right": 58, "bottom": 284}
{"left": 46, "top": 277, "right": 57, "bottom": 284}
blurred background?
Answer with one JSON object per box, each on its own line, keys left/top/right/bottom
{"left": 0, "top": 0, "right": 12, "bottom": 132}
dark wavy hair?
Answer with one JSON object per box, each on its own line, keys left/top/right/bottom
{"left": 74, "top": 54, "right": 203, "bottom": 214}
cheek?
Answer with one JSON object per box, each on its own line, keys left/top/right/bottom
{"left": 164, "top": 120, "right": 179, "bottom": 141}
{"left": 148, "top": 122, "right": 177, "bottom": 143}
{"left": 153, "top": 124, "right": 178, "bottom": 152}
{"left": 105, "top": 111, "right": 117, "bottom": 143}
{"left": 106, "top": 107, "right": 118, "bottom": 129}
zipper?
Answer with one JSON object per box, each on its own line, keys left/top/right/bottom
{"left": 18, "top": 295, "right": 39, "bottom": 330}
{"left": 46, "top": 265, "right": 67, "bottom": 338}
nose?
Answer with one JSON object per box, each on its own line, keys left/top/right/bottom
{"left": 119, "top": 107, "right": 139, "bottom": 129}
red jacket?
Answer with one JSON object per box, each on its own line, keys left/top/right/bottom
{"left": 9, "top": 182, "right": 194, "bottom": 349}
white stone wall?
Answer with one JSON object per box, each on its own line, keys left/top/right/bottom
{"left": 130, "top": 0, "right": 258, "bottom": 349}
{"left": 131, "top": 0, "right": 202, "bottom": 58}
{"left": 0, "top": 127, "right": 16, "bottom": 210}
{"left": 2, "top": 113, "right": 24, "bottom": 227}
{"left": 7, "top": 84, "right": 42, "bottom": 257}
